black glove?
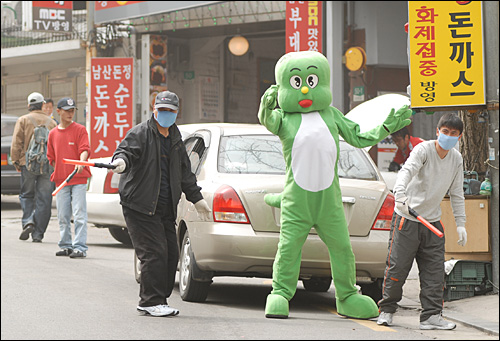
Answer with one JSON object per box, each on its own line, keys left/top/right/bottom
{"left": 388, "top": 161, "right": 401, "bottom": 172}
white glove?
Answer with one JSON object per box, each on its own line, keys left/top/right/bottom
{"left": 194, "top": 199, "right": 212, "bottom": 221}
{"left": 457, "top": 226, "right": 467, "bottom": 246}
{"left": 395, "top": 195, "right": 409, "bottom": 216}
{"left": 111, "top": 158, "right": 126, "bottom": 174}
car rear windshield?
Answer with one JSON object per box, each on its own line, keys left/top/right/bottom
{"left": 218, "top": 134, "right": 378, "bottom": 180}
{"left": 218, "top": 135, "right": 286, "bottom": 174}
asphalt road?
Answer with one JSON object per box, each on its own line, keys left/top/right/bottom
{"left": 1, "top": 194, "right": 495, "bottom": 340}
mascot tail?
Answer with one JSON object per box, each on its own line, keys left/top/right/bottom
{"left": 264, "top": 193, "right": 282, "bottom": 208}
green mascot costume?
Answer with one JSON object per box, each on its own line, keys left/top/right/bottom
{"left": 258, "top": 51, "right": 412, "bottom": 319}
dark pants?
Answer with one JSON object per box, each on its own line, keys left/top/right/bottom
{"left": 19, "top": 166, "right": 53, "bottom": 240}
{"left": 378, "top": 213, "right": 445, "bottom": 322}
{"left": 122, "top": 204, "right": 178, "bottom": 307}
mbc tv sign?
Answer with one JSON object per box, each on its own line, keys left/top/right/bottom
{"left": 32, "top": 1, "right": 72, "bottom": 33}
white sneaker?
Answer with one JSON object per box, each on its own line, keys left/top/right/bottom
{"left": 377, "top": 312, "right": 393, "bottom": 326}
{"left": 420, "top": 314, "right": 456, "bottom": 330}
{"left": 165, "top": 305, "right": 180, "bottom": 316}
{"left": 137, "top": 304, "right": 180, "bottom": 317}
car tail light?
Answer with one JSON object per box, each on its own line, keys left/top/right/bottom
{"left": 103, "top": 170, "right": 119, "bottom": 194}
{"left": 1, "top": 153, "right": 8, "bottom": 166}
{"left": 371, "top": 192, "right": 395, "bottom": 231}
{"left": 213, "top": 185, "right": 250, "bottom": 224}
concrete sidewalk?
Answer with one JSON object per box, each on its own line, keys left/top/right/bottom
{"left": 400, "top": 260, "right": 499, "bottom": 336}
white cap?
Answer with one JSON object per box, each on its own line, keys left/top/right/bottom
{"left": 27, "top": 92, "right": 45, "bottom": 105}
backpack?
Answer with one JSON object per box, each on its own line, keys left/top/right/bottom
{"left": 25, "top": 114, "right": 52, "bottom": 174}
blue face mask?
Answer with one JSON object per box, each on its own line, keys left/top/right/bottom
{"left": 437, "top": 133, "right": 459, "bottom": 150}
{"left": 154, "top": 110, "right": 177, "bottom": 128}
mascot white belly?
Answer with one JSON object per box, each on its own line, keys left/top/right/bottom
{"left": 291, "top": 112, "right": 337, "bottom": 192}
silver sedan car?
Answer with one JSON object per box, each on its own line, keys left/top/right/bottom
{"left": 174, "top": 123, "right": 394, "bottom": 303}
{"left": 1, "top": 114, "right": 21, "bottom": 195}
{"left": 86, "top": 123, "right": 394, "bottom": 303}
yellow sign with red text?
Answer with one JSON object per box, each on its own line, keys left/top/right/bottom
{"left": 408, "top": 1, "right": 485, "bottom": 109}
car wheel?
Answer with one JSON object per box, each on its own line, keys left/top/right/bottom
{"left": 359, "top": 279, "right": 383, "bottom": 303}
{"left": 302, "top": 277, "right": 332, "bottom": 292}
{"left": 108, "top": 226, "right": 132, "bottom": 246}
{"left": 134, "top": 251, "right": 141, "bottom": 284}
{"left": 179, "top": 231, "right": 212, "bottom": 302}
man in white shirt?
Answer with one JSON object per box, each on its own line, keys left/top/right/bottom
{"left": 377, "top": 112, "right": 467, "bottom": 330}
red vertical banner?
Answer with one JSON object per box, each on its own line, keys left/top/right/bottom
{"left": 286, "top": 1, "right": 323, "bottom": 53}
{"left": 90, "top": 58, "right": 133, "bottom": 158}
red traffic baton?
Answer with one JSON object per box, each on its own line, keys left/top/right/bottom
{"left": 408, "top": 206, "right": 444, "bottom": 238}
{"left": 63, "top": 158, "right": 116, "bottom": 169}
{"left": 52, "top": 168, "right": 78, "bottom": 196}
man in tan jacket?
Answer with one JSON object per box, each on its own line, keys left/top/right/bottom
{"left": 10, "top": 92, "right": 57, "bottom": 242}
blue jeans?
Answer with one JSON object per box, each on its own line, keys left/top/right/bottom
{"left": 55, "top": 184, "right": 88, "bottom": 253}
{"left": 19, "top": 166, "right": 54, "bottom": 240}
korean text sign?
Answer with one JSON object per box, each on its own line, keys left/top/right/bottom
{"left": 286, "top": 1, "right": 323, "bottom": 53}
{"left": 90, "top": 58, "right": 133, "bottom": 158}
{"left": 32, "top": 1, "right": 72, "bottom": 32}
{"left": 408, "top": 1, "right": 485, "bottom": 109}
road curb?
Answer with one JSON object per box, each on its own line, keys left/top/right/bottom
{"left": 443, "top": 311, "right": 499, "bottom": 336}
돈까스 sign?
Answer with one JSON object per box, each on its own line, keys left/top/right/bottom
{"left": 90, "top": 58, "right": 134, "bottom": 158}
{"left": 408, "top": 1, "right": 485, "bottom": 109}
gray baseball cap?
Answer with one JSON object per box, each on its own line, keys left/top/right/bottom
{"left": 27, "top": 92, "right": 44, "bottom": 105}
{"left": 154, "top": 91, "right": 179, "bottom": 111}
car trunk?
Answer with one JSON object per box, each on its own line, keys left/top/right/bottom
{"left": 225, "top": 175, "right": 388, "bottom": 237}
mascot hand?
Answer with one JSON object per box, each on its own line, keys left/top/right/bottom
{"left": 382, "top": 105, "right": 412, "bottom": 134}
{"left": 261, "top": 85, "right": 278, "bottom": 110}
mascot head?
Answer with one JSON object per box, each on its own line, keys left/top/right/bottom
{"left": 275, "top": 51, "right": 332, "bottom": 113}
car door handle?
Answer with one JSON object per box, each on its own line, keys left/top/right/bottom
{"left": 342, "top": 197, "right": 356, "bottom": 204}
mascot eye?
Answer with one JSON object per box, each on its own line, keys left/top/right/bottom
{"left": 289, "top": 76, "right": 302, "bottom": 90}
{"left": 307, "top": 74, "right": 319, "bottom": 88}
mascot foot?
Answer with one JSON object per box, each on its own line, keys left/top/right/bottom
{"left": 265, "top": 294, "right": 289, "bottom": 318}
{"left": 264, "top": 193, "right": 281, "bottom": 208}
{"left": 336, "top": 294, "right": 379, "bottom": 319}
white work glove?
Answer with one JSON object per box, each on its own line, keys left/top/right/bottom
{"left": 111, "top": 158, "right": 126, "bottom": 174}
{"left": 457, "top": 226, "right": 467, "bottom": 246}
{"left": 194, "top": 199, "right": 212, "bottom": 221}
{"left": 395, "top": 195, "right": 409, "bottom": 216}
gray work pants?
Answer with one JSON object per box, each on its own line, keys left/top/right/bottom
{"left": 378, "top": 213, "right": 445, "bottom": 322}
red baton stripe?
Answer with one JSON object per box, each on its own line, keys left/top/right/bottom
{"left": 51, "top": 168, "right": 78, "bottom": 196}
{"left": 63, "top": 159, "right": 94, "bottom": 167}
{"left": 416, "top": 216, "right": 444, "bottom": 238}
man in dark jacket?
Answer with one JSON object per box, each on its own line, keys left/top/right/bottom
{"left": 111, "top": 91, "right": 211, "bottom": 317}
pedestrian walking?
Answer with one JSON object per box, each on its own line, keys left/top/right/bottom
{"left": 111, "top": 90, "right": 211, "bottom": 317}
{"left": 46, "top": 97, "right": 91, "bottom": 258}
{"left": 10, "top": 92, "right": 57, "bottom": 242}
{"left": 377, "top": 112, "right": 468, "bottom": 330}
